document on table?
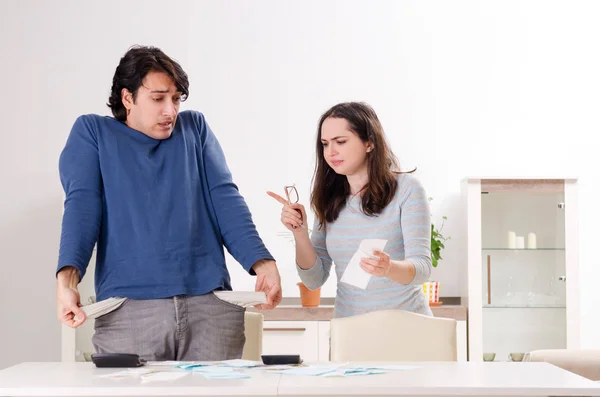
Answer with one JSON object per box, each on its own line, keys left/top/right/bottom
{"left": 275, "top": 363, "right": 419, "bottom": 377}
{"left": 340, "top": 239, "right": 388, "bottom": 289}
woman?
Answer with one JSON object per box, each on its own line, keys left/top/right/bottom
{"left": 268, "top": 102, "right": 432, "bottom": 318}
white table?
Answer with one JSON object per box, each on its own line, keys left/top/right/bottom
{"left": 1, "top": 362, "right": 599, "bottom": 397}
{"left": 278, "top": 362, "right": 600, "bottom": 396}
{"left": 0, "top": 362, "right": 280, "bottom": 396}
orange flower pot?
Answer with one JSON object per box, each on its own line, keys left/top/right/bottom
{"left": 297, "top": 282, "right": 321, "bottom": 307}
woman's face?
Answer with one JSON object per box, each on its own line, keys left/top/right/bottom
{"left": 320, "top": 117, "right": 371, "bottom": 176}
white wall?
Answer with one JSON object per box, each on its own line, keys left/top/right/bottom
{"left": 1, "top": 0, "right": 599, "bottom": 369}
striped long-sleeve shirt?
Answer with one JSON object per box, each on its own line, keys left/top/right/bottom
{"left": 297, "top": 173, "right": 433, "bottom": 318}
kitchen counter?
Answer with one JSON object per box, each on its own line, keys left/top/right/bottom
{"left": 249, "top": 303, "right": 466, "bottom": 321}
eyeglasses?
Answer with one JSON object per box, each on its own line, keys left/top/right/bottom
{"left": 284, "top": 184, "right": 299, "bottom": 205}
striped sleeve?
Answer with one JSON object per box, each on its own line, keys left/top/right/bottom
{"left": 399, "top": 176, "right": 432, "bottom": 285}
{"left": 295, "top": 219, "right": 333, "bottom": 290}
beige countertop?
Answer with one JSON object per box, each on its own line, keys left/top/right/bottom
{"left": 249, "top": 304, "right": 466, "bottom": 321}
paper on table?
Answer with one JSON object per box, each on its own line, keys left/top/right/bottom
{"left": 140, "top": 372, "right": 189, "bottom": 382}
{"left": 98, "top": 368, "right": 164, "bottom": 379}
{"left": 322, "top": 369, "right": 386, "bottom": 377}
{"left": 146, "top": 361, "right": 190, "bottom": 367}
{"left": 276, "top": 364, "right": 347, "bottom": 376}
{"left": 189, "top": 367, "right": 233, "bottom": 374}
{"left": 340, "top": 239, "right": 388, "bottom": 289}
{"left": 187, "top": 366, "right": 252, "bottom": 379}
{"left": 276, "top": 366, "right": 337, "bottom": 376}
{"left": 216, "top": 359, "right": 263, "bottom": 368}
{"left": 178, "top": 363, "right": 213, "bottom": 370}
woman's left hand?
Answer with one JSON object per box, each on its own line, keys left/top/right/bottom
{"left": 360, "top": 250, "right": 393, "bottom": 278}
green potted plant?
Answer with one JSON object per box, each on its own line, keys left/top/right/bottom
{"left": 431, "top": 215, "right": 450, "bottom": 268}
{"left": 428, "top": 197, "right": 450, "bottom": 267}
{"left": 425, "top": 198, "right": 450, "bottom": 305}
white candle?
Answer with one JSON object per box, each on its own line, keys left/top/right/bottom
{"left": 507, "top": 231, "right": 516, "bottom": 249}
{"left": 527, "top": 232, "right": 537, "bottom": 249}
{"left": 516, "top": 236, "right": 525, "bottom": 249}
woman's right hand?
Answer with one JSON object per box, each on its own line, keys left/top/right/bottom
{"left": 267, "top": 191, "right": 307, "bottom": 232}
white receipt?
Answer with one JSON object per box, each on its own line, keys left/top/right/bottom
{"left": 340, "top": 239, "right": 388, "bottom": 289}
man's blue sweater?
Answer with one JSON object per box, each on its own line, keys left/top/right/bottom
{"left": 57, "top": 110, "right": 273, "bottom": 301}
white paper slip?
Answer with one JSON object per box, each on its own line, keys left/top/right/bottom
{"left": 216, "top": 359, "right": 263, "bottom": 368}
{"left": 276, "top": 364, "right": 346, "bottom": 376}
{"left": 140, "top": 372, "right": 189, "bottom": 383}
{"left": 213, "top": 291, "right": 267, "bottom": 308}
{"left": 340, "top": 239, "right": 388, "bottom": 289}
{"left": 146, "top": 361, "right": 189, "bottom": 367}
{"left": 98, "top": 368, "right": 160, "bottom": 379}
{"left": 80, "top": 297, "right": 127, "bottom": 320}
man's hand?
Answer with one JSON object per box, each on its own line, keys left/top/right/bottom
{"left": 252, "top": 259, "right": 282, "bottom": 310}
{"left": 56, "top": 267, "right": 86, "bottom": 328}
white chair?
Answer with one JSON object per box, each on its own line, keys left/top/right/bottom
{"left": 330, "top": 309, "right": 457, "bottom": 361}
{"left": 523, "top": 349, "right": 600, "bottom": 381}
{"left": 241, "top": 311, "right": 264, "bottom": 361}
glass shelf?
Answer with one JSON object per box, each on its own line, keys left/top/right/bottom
{"left": 484, "top": 304, "right": 566, "bottom": 309}
{"left": 482, "top": 248, "right": 565, "bottom": 251}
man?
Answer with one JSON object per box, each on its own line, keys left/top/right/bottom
{"left": 56, "top": 45, "right": 282, "bottom": 361}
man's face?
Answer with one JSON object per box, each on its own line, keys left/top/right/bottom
{"left": 122, "top": 71, "right": 182, "bottom": 140}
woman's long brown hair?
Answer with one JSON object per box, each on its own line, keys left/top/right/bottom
{"left": 310, "top": 102, "right": 414, "bottom": 228}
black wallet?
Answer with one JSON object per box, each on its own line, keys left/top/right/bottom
{"left": 261, "top": 354, "right": 302, "bottom": 365}
{"left": 91, "top": 353, "right": 146, "bottom": 368}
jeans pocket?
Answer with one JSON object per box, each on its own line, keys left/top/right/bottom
{"left": 210, "top": 292, "right": 246, "bottom": 312}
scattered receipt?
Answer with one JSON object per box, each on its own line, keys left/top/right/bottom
{"left": 340, "top": 239, "right": 388, "bottom": 289}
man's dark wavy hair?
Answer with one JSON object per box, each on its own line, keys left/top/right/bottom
{"left": 107, "top": 45, "right": 189, "bottom": 121}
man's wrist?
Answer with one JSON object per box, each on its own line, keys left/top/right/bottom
{"left": 251, "top": 259, "right": 277, "bottom": 274}
{"left": 57, "top": 266, "right": 80, "bottom": 289}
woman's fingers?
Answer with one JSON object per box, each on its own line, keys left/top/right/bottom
{"left": 268, "top": 191, "right": 305, "bottom": 229}
{"left": 360, "top": 257, "right": 383, "bottom": 268}
{"left": 282, "top": 213, "right": 303, "bottom": 229}
{"left": 360, "top": 262, "right": 379, "bottom": 275}
{"left": 374, "top": 250, "right": 390, "bottom": 261}
{"left": 283, "top": 206, "right": 303, "bottom": 221}
{"left": 267, "top": 191, "right": 288, "bottom": 205}
{"left": 290, "top": 203, "right": 306, "bottom": 220}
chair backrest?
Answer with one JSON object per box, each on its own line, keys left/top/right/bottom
{"left": 330, "top": 309, "right": 457, "bottom": 361}
{"left": 524, "top": 349, "right": 600, "bottom": 381}
{"left": 242, "top": 311, "right": 264, "bottom": 361}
